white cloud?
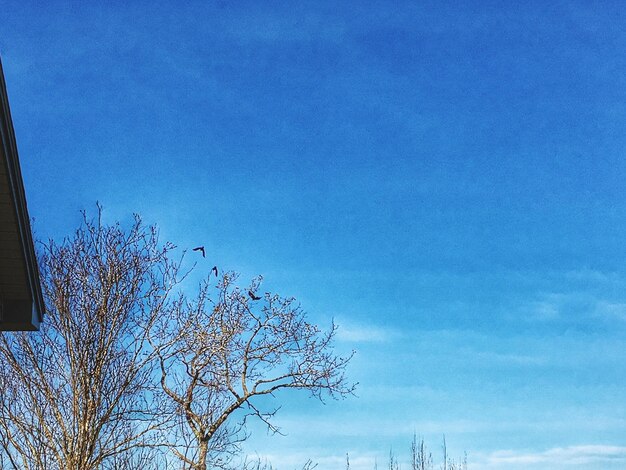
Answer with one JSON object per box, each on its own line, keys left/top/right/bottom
{"left": 594, "top": 301, "right": 626, "bottom": 322}
{"left": 521, "top": 291, "right": 626, "bottom": 325}
{"left": 530, "top": 298, "right": 561, "bottom": 320}
{"left": 482, "top": 445, "right": 626, "bottom": 468}
{"left": 334, "top": 320, "right": 398, "bottom": 343}
{"left": 473, "top": 350, "right": 547, "bottom": 366}
{"left": 563, "top": 268, "right": 626, "bottom": 286}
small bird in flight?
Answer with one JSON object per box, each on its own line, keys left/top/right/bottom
{"left": 193, "top": 246, "right": 205, "bottom": 258}
{"left": 248, "top": 290, "right": 261, "bottom": 301}
{"left": 211, "top": 266, "right": 218, "bottom": 277}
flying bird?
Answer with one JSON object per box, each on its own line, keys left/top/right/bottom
{"left": 211, "top": 266, "right": 218, "bottom": 277}
{"left": 248, "top": 290, "right": 261, "bottom": 301}
{"left": 193, "top": 246, "right": 205, "bottom": 258}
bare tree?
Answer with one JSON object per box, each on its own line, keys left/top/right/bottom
{"left": 440, "top": 435, "right": 466, "bottom": 470}
{"left": 411, "top": 433, "right": 433, "bottom": 470}
{"left": 366, "top": 435, "right": 465, "bottom": 470}
{"left": 0, "top": 208, "right": 181, "bottom": 470}
{"left": 388, "top": 448, "right": 399, "bottom": 470}
{"left": 152, "top": 272, "right": 355, "bottom": 470}
{"left": 0, "top": 207, "right": 355, "bottom": 469}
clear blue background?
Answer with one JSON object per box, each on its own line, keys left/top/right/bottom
{"left": 2, "top": 2, "right": 626, "bottom": 468}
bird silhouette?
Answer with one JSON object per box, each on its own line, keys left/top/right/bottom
{"left": 211, "top": 266, "right": 218, "bottom": 277}
{"left": 248, "top": 290, "right": 261, "bottom": 301}
{"left": 193, "top": 246, "right": 205, "bottom": 257}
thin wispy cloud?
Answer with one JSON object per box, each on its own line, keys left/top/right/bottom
{"left": 528, "top": 298, "right": 561, "bottom": 321}
{"left": 485, "top": 445, "right": 626, "bottom": 468}
{"left": 518, "top": 289, "right": 626, "bottom": 327}
{"left": 335, "top": 320, "right": 399, "bottom": 343}
{"left": 594, "top": 301, "right": 626, "bottom": 322}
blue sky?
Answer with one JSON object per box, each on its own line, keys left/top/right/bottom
{"left": 3, "top": 1, "right": 626, "bottom": 468}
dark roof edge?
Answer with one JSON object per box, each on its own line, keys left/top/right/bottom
{"left": 0, "top": 57, "right": 45, "bottom": 326}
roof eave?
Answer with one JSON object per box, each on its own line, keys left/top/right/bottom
{"left": 0, "top": 58, "right": 45, "bottom": 330}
